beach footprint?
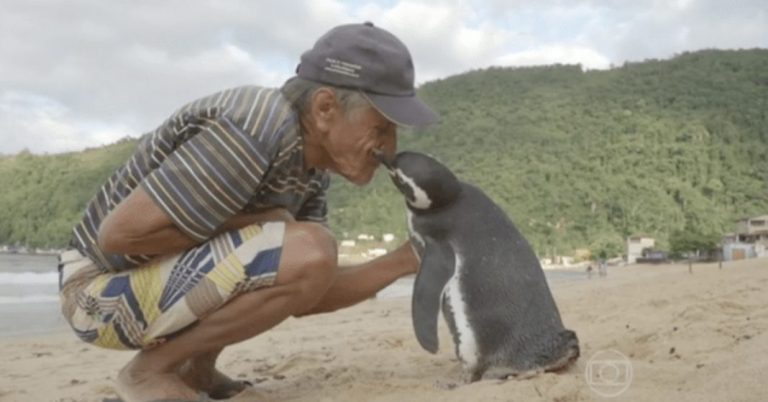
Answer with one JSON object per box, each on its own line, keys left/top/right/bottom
{"left": 267, "top": 350, "right": 336, "bottom": 375}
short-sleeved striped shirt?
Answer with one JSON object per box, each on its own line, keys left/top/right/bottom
{"left": 70, "top": 85, "right": 330, "bottom": 272}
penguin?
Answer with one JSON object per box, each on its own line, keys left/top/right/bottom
{"left": 373, "top": 150, "right": 579, "bottom": 382}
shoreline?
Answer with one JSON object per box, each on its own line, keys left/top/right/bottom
{"left": 0, "top": 249, "right": 64, "bottom": 257}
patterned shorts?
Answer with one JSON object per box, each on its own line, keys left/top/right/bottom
{"left": 58, "top": 222, "right": 285, "bottom": 350}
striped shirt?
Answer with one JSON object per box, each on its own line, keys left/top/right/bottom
{"left": 70, "top": 86, "right": 329, "bottom": 272}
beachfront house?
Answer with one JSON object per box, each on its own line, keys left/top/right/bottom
{"left": 626, "top": 235, "right": 655, "bottom": 264}
{"left": 735, "top": 215, "right": 768, "bottom": 245}
{"left": 722, "top": 215, "right": 768, "bottom": 260}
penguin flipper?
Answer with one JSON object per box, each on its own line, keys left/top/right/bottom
{"left": 412, "top": 238, "right": 455, "bottom": 353}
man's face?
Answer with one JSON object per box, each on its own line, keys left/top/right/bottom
{"left": 324, "top": 105, "right": 397, "bottom": 186}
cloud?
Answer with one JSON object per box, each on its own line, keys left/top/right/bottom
{"left": 356, "top": 1, "right": 516, "bottom": 82}
{"left": 0, "top": 91, "right": 131, "bottom": 154}
{"left": 579, "top": 0, "right": 768, "bottom": 63}
{"left": 0, "top": 0, "right": 331, "bottom": 154}
{"left": 1, "top": 0, "right": 766, "bottom": 154}
{"left": 495, "top": 45, "right": 611, "bottom": 69}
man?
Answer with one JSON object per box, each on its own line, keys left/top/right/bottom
{"left": 58, "top": 22, "right": 438, "bottom": 402}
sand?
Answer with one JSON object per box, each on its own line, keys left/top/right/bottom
{"left": 1, "top": 257, "right": 766, "bottom": 402}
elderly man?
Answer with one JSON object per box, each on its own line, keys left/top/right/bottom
{"left": 58, "top": 22, "right": 437, "bottom": 402}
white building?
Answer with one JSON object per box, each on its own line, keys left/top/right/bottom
{"left": 735, "top": 215, "right": 768, "bottom": 247}
{"left": 626, "top": 236, "right": 655, "bottom": 264}
{"left": 723, "top": 215, "right": 768, "bottom": 260}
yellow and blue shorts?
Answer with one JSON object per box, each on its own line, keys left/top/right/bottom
{"left": 58, "top": 222, "right": 285, "bottom": 350}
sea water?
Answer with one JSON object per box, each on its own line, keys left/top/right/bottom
{"left": 0, "top": 253, "right": 68, "bottom": 337}
{"left": 0, "top": 253, "right": 586, "bottom": 338}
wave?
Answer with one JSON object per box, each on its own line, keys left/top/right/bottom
{"left": 0, "top": 272, "right": 58, "bottom": 284}
{"left": 0, "top": 295, "right": 59, "bottom": 304}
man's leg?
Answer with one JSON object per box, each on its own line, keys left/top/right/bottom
{"left": 178, "top": 238, "right": 420, "bottom": 399}
{"left": 115, "top": 222, "right": 337, "bottom": 402}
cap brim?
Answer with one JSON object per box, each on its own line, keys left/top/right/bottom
{"left": 361, "top": 92, "right": 439, "bottom": 128}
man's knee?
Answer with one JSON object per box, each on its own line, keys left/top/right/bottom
{"left": 275, "top": 222, "right": 337, "bottom": 302}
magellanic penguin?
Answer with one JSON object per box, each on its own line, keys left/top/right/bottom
{"left": 374, "top": 150, "right": 579, "bottom": 382}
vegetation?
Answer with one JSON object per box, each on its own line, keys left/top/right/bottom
{"left": 2, "top": 49, "right": 767, "bottom": 258}
{"left": 0, "top": 139, "right": 137, "bottom": 248}
{"left": 668, "top": 228, "right": 721, "bottom": 260}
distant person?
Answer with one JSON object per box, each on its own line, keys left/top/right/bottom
{"left": 586, "top": 264, "right": 594, "bottom": 279}
{"left": 598, "top": 251, "right": 608, "bottom": 277}
{"left": 598, "top": 260, "right": 608, "bottom": 277}
{"left": 57, "top": 22, "right": 437, "bottom": 402}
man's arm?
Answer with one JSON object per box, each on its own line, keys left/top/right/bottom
{"left": 299, "top": 240, "right": 419, "bottom": 316}
{"left": 98, "top": 186, "right": 293, "bottom": 256}
{"left": 98, "top": 186, "right": 197, "bottom": 255}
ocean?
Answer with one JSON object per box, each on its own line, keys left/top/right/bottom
{"left": 0, "top": 253, "right": 67, "bottom": 338}
{"left": 0, "top": 253, "right": 586, "bottom": 338}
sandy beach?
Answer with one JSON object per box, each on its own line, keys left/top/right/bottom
{"left": 1, "top": 257, "right": 766, "bottom": 402}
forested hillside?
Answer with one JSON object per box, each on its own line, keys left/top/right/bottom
{"left": 0, "top": 139, "right": 137, "bottom": 248}
{"left": 2, "top": 49, "right": 767, "bottom": 257}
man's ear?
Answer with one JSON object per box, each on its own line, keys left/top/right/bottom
{"left": 310, "top": 88, "right": 339, "bottom": 133}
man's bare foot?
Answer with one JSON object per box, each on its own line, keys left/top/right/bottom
{"left": 179, "top": 361, "right": 250, "bottom": 400}
{"left": 116, "top": 354, "right": 201, "bottom": 402}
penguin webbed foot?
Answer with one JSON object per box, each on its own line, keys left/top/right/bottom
{"left": 481, "top": 366, "right": 543, "bottom": 382}
{"left": 433, "top": 379, "right": 459, "bottom": 390}
{"left": 459, "top": 367, "right": 484, "bottom": 384}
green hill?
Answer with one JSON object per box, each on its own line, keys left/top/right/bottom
{"left": 2, "top": 49, "right": 767, "bottom": 257}
{"left": 0, "top": 139, "right": 138, "bottom": 248}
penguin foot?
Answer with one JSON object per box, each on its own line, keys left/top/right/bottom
{"left": 508, "top": 368, "right": 543, "bottom": 380}
{"left": 482, "top": 366, "right": 543, "bottom": 381}
{"left": 459, "top": 368, "right": 483, "bottom": 384}
{"left": 433, "top": 379, "right": 459, "bottom": 390}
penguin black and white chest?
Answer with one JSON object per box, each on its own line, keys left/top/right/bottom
{"left": 377, "top": 150, "right": 580, "bottom": 382}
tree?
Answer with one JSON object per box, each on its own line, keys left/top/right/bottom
{"left": 669, "top": 228, "right": 721, "bottom": 273}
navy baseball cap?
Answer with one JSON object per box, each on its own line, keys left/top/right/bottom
{"left": 296, "top": 22, "right": 438, "bottom": 128}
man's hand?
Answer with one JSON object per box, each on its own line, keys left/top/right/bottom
{"left": 389, "top": 240, "right": 420, "bottom": 276}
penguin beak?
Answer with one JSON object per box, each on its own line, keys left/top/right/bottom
{"left": 372, "top": 148, "right": 394, "bottom": 171}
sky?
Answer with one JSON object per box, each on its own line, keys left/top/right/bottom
{"left": 1, "top": 0, "right": 766, "bottom": 155}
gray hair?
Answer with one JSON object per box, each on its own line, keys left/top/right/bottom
{"left": 280, "top": 77, "right": 371, "bottom": 120}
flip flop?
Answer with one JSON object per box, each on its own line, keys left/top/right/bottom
{"left": 208, "top": 380, "right": 253, "bottom": 400}
{"left": 102, "top": 391, "right": 213, "bottom": 402}
{"left": 149, "top": 395, "right": 213, "bottom": 402}
{"left": 223, "top": 387, "right": 269, "bottom": 402}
